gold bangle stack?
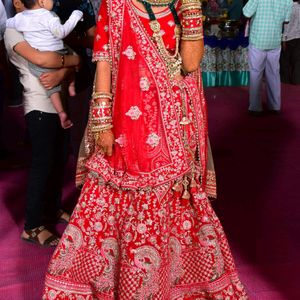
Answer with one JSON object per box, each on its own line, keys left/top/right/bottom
{"left": 91, "top": 91, "right": 114, "bottom": 135}
{"left": 180, "top": 0, "right": 203, "bottom": 41}
{"left": 179, "top": 0, "right": 201, "bottom": 13}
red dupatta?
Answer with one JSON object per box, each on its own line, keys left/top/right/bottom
{"left": 77, "top": 0, "right": 209, "bottom": 192}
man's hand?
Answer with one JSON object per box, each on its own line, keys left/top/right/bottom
{"left": 96, "top": 129, "right": 114, "bottom": 156}
{"left": 39, "top": 68, "right": 69, "bottom": 90}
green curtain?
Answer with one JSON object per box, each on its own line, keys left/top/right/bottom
{"left": 202, "top": 71, "right": 249, "bottom": 87}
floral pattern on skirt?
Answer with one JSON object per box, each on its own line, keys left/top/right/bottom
{"left": 43, "top": 174, "right": 248, "bottom": 299}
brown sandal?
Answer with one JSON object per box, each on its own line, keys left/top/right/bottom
{"left": 21, "top": 226, "right": 59, "bottom": 247}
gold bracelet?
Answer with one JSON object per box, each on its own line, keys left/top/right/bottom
{"left": 182, "top": 0, "right": 201, "bottom": 4}
{"left": 181, "top": 34, "right": 203, "bottom": 41}
{"left": 92, "top": 103, "right": 112, "bottom": 109}
{"left": 92, "top": 124, "right": 113, "bottom": 133}
{"left": 61, "top": 55, "right": 65, "bottom": 67}
{"left": 180, "top": 4, "right": 201, "bottom": 12}
{"left": 92, "top": 91, "right": 113, "bottom": 100}
{"left": 91, "top": 116, "right": 113, "bottom": 123}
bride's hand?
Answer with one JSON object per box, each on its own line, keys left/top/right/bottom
{"left": 96, "top": 129, "right": 114, "bottom": 156}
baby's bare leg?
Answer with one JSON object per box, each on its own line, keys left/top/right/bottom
{"left": 50, "top": 92, "right": 73, "bottom": 129}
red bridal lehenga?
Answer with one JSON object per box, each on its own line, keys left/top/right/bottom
{"left": 43, "top": 0, "right": 248, "bottom": 299}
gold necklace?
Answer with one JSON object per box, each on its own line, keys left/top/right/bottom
{"left": 137, "top": 0, "right": 176, "bottom": 6}
{"left": 149, "top": 20, "right": 182, "bottom": 79}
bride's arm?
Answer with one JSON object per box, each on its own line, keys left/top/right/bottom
{"left": 179, "top": 0, "right": 204, "bottom": 73}
{"left": 93, "top": 61, "right": 115, "bottom": 157}
{"left": 180, "top": 39, "right": 204, "bottom": 72}
{"left": 94, "top": 61, "right": 111, "bottom": 92}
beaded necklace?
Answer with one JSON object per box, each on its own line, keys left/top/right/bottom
{"left": 137, "top": 0, "right": 182, "bottom": 79}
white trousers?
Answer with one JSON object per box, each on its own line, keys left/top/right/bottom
{"left": 248, "top": 44, "right": 281, "bottom": 111}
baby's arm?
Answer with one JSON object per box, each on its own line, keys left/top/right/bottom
{"left": 48, "top": 10, "right": 83, "bottom": 40}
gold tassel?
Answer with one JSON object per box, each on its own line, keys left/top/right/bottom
{"left": 172, "top": 181, "right": 183, "bottom": 192}
{"left": 190, "top": 176, "right": 197, "bottom": 188}
{"left": 181, "top": 177, "right": 191, "bottom": 199}
{"left": 182, "top": 189, "right": 191, "bottom": 199}
{"left": 179, "top": 116, "right": 191, "bottom": 125}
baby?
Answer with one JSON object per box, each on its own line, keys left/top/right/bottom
{"left": 6, "top": 0, "right": 83, "bottom": 129}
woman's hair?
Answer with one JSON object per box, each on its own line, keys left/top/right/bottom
{"left": 20, "top": 0, "right": 37, "bottom": 9}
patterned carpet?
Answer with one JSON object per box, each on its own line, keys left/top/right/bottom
{"left": 0, "top": 84, "right": 299, "bottom": 299}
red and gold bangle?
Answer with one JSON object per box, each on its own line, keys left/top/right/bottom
{"left": 91, "top": 106, "right": 111, "bottom": 119}
{"left": 90, "top": 91, "right": 114, "bottom": 134}
{"left": 181, "top": 8, "right": 203, "bottom": 41}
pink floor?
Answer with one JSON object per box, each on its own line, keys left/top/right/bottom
{"left": 1, "top": 84, "right": 300, "bottom": 299}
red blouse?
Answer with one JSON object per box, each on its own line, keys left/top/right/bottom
{"left": 93, "top": 0, "right": 182, "bottom": 61}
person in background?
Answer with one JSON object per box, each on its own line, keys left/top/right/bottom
{"left": 0, "top": 0, "right": 8, "bottom": 158}
{"left": 243, "top": 0, "right": 293, "bottom": 115}
{"left": 53, "top": 0, "right": 96, "bottom": 90}
{"left": 4, "top": 0, "right": 81, "bottom": 247}
{"left": 90, "top": 0, "right": 101, "bottom": 18}
{"left": 2, "top": 0, "right": 23, "bottom": 107}
{"left": 6, "top": 0, "right": 83, "bottom": 129}
{"left": 0, "top": 1, "right": 6, "bottom": 36}
{"left": 280, "top": 0, "right": 300, "bottom": 85}
{"left": 52, "top": 0, "right": 96, "bottom": 158}
{"left": 227, "top": 0, "right": 243, "bottom": 20}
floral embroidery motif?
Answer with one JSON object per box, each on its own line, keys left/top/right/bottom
{"left": 122, "top": 45, "right": 136, "bottom": 60}
{"left": 95, "top": 34, "right": 101, "bottom": 41}
{"left": 139, "top": 77, "right": 150, "bottom": 91}
{"left": 159, "top": 30, "right": 166, "bottom": 36}
{"left": 125, "top": 106, "right": 142, "bottom": 120}
{"left": 146, "top": 133, "right": 161, "bottom": 147}
{"left": 115, "top": 134, "right": 126, "bottom": 147}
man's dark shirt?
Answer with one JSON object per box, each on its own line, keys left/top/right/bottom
{"left": 53, "top": 0, "right": 96, "bottom": 92}
{"left": 53, "top": 0, "right": 95, "bottom": 40}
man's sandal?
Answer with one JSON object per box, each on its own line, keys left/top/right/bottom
{"left": 21, "top": 226, "right": 59, "bottom": 247}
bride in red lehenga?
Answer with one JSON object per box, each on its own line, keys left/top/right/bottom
{"left": 43, "top": 0, "right": 248, "bottom": 299}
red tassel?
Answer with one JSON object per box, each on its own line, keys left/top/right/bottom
{"left": 180, "top": 197, "right": 190, "bottom": 206}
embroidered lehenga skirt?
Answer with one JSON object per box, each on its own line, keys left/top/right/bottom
{"left": 43, "top": 77, "right": 248, "bottom": 299}
{"left": 43, "top": 0, "right": 247, "bottom": 298}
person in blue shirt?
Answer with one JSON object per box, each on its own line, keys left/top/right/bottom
{"left": 243, "top": 0, "right": 293, "bottom": 115}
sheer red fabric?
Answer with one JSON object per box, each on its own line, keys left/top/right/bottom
{"left": 79, "top": 0, "right": 208, "bottom": 190}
